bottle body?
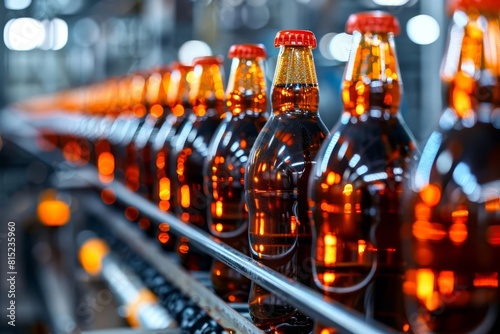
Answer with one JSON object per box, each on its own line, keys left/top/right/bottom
{"left": 403, "top": 122, "right": 500, "bottom": 334}
{"left": 171, "top": 114, "right": 222, "bottom": 270}
{"left": 309, "top": 113, "right": 416, "bottom": 333}
{"left": 246, "top": 107, "right": 327, "bottom": 332}
{"left": 151, "top": 115, "right": 188, "bottom": 250}
{"left": 205, "top": 112, "right": 267, "bottom": 301}
{"left": 402, "top": 5, "right": 500, "bottom": 333}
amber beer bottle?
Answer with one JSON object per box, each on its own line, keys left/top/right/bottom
{"left": 104, "top": 71, "right": 148, "bottom": 188}
{"left": 92, "top": 79, "right": 120, "bottom": 183}
{"left": 204, "top": 44, "right": 268, "bottom": 302}
{"left": 152, "top": 63, "right": 194, "bottom": 251}
{"left": 124, "top": 67, "right": 171, "bottom": 233}
{"left": 171, "top": 56, "right": 225, "bottom": 271}
{"left": 245, "top": 30, "right": 328, "bottom": 333}
{"left": 308, "top": 12, "right": 417, "bottom": 333}
{"left": 402, "top": 0, "right": 500, "bottom": 333}
{"left": 130, "top": 66, "right": 171, "bottom": 201}
{"left": 122, "top": 71, "right": 151, "bottom": 193}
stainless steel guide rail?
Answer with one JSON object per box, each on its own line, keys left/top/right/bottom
{"left": 0, "top": 108, "right": 397, "bottom": 334}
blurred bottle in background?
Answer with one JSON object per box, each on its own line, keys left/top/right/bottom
{"left": 402, "top": 0, "right": 500, "bottom": 333}
{"left": 171, "top": 56, "right": 225, "bottom": 271}
{"left": 204, "top": 44, "right": 268, "bottom": 303}
{"left": 308, "top": 11, "right": 417, "bottom": 333}
{"left": 100, "top": 71, "right": 147, "bottom": 188}
{"left": 245, "top": 30, "right": 328, "bottom": 333}
{"left": 125, "top": 66, "right": 171, "bottom": 234}
{"left": 121, "top": 70, "right": 151, "bottom": 193}
{"left": 152, "top": 63, "right": 194, "bottom": 251}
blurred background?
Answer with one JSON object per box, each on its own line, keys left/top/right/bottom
{"left": 0, "top": 0, "right": 448, "bottom": 333}
{"left": 0, "top": 0, "right": 447, "bottom": 141}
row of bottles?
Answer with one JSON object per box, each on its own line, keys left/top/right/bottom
{"left": 18, "top": 0, "right": 500, "bottom": 332}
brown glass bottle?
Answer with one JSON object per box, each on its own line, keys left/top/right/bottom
{"left": 152, "top": 63, "right": 194, "bottom": 251}
{"left": 171, "top": 56, "right": 225, "bottom": 270}
{"left": 105, "top": 71, "right": 148, "bottom": 187}
{"left": 122, "top": 71, "right": 151, "bottom": 193}
{"left": 308, "top": 12, "right": 417, "bottom": 333}
{"left": 204, "top": 44, "right": 268, "bottom": 302}
{"left": 245, "top": 30, "right": 328, "bottom": 333}
{"left": 91, "top": 79, "right": 120, "bottom": 183}
{"left": 124, "top": 67, "right": 171, "bottom": 234}
{"left": 402, "top": 1, "right": 500, "bottom": 333}
{"left": 131, "top": 66, "right": 171, "bottom": 201}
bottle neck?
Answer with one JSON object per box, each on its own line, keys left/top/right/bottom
{"left": 226, "top": 57, "right": 267, "bottom": 116}
{"left": 168, "top": 69, "right": 192, "bottom": 119}
{"left": 190, "top": 64, "right": 225, "bottom": 118}
{"left": 129, "top": 73, "right": 148, "bottom": 118}
{"left": 342, "top": 32, "right": 402, "bottom": 118}
{"left": 271, "top": 46, "right": 319, "bottom": 114}
{"left": 441, "top": 9, "right": 500, "bottom": 119}
{"left": 146, "top": 71, "right": 169, "bottom": 119}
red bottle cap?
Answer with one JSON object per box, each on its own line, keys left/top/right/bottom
{"left": 170, "top": 61, "right": 194, "bottom": 71}
{"left": 228, "top": 44, "right": 267, "bottom": 59}
{"left": 346, "top": 11, "right": 400, "bottom": 35}
{"left": 274, "top": 30, "right": 317, "bottom": 48}
{"left": 192, "top": 56, "right": 224, "bottom": 66}
{"left": 449, "top": 0, "right": 500, "bottom": 12}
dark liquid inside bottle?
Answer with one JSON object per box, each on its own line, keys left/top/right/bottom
{"left": 246, "top": 83, "right": 327, "bottom": 333}
{"left": 403, "top": 110, "right": 500, "bottom": 334}
{"left": 172, "top": 108, "right": 222, "bottom": 271}
{"left": 206, "top": 111, "right": 267, "bottom": 302}
{"left": 310, "top": 110, "right": 414, "bottom": 333}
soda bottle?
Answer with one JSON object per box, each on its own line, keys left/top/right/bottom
{"left": 124, "top": 67, "right": 171, "bottom": 233}
{"left": 92, "top": 78, "right": 120, "bottom": 183}
{"left": 122, "top": 71, "right": 151, "bottom": 193}
{"left": 245, "top": 30, "right": 328, "bottom": 333}
{"left": 130, "top": 66, "right": 171, "bottom": 201}
{"left": 308, "top": 12, "right": 417, "bottom": 333}
{"left": 105, "top": 71, "right": 148, "bottom": 187}
{"left": 152, "top": 63, "right": 193, "bottom": 251}
{"left": 204, "top": 44, "right": 269, "bottom": 302}
{"left": 402, "top": 0, "right": 500, "bottom": 332}
{"left": 151, "top": 64, "right": 193, "bottom": 206}
{"left": 171, "top": 56, "right": 225, "bottom": 270}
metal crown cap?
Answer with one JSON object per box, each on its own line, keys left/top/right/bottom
{"left": 346, "top": 11, "right": 400, "bottom": 35}
{"left": 449, "top": 0, "right": 500, "bottom": 12}
{"left": 228, "top": 44, "right": 267, "bottom": 59}
{"left": 192, "top": 56, "right": 224, "bottom": 66}
{"left": 170, "top": 61, "right": 194, "bottom": 71}
{"left": 274, "top": 30, "right": 317, "bottom": 48}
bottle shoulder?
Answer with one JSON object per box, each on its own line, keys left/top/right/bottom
{"left": 207, "top": 116, "right": 268, "bottom": 161}
{"left": 311, "top": 115, "right": 418, "bottom": 182}
{"left": 413, "top": 123, "right": 500, "bottom": 188}
{"left": 246, "top": 114, "right": 328, "bottom": 178}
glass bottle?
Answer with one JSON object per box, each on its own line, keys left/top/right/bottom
{"left": 122, "top": 71, "right": 152, "bottom": 193}
{"left": 204, "top": 44, "right": 269, "bottom": 303}
{"left": 131, "top": 66, "right": 171, "bottom": 201}
{"left": 245, "top": 30, "right": 328, "bottom": 333}
{"left": 152, "top": 63, "right": 193, "bottom": 251}
{"left": 171, "top": 56, "right": 225, "bottom": 270}
{"left": 92, "top": 78, "right": 120, "bottom": 183}
{"left": 125, "top": 67, "right": 171, "bottom": 233}
{"left": 402, "top": 0, "right": 500, "bottom": 333}
{"left": 107, "top": 71, "right": 148, "bottom": 187}
{"left": 308, "top": 12, "right": 417, "bottom": 333}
